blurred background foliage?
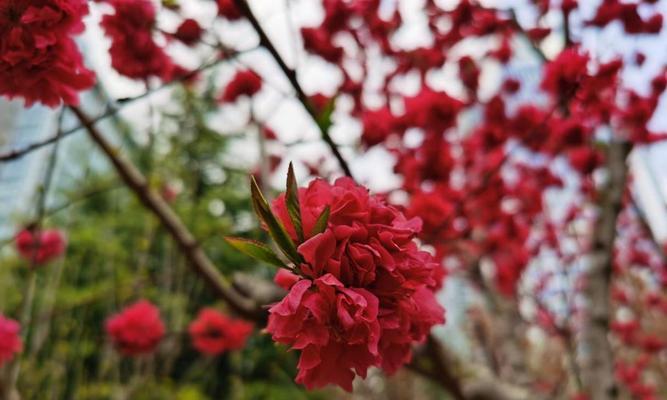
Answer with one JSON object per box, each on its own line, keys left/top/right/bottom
{"left": 0, "top": 87, "right": 338, "bottom": 400}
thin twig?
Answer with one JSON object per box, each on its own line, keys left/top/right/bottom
{"left": 0, "top": 50, "right": 251, "bottom": 163}
{"left": 231, "top": 0, "right": 353, "bottom": 178}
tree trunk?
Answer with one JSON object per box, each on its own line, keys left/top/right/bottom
{"left": 580, "top": 140, "right": 631, "bottom": 400}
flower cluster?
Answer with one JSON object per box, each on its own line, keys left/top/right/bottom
{"left": 189, "top": 308, "right": 253, "bottom": 355}
{"left": 100, "top": 0, "right": 183, "bottom": 81}
{"left": 15, "top": 228, "right": 67, "bottom": 266}
{"left": 0, "top": 314, "right": 21, "bottom": 367}
{"left": 0, "top": 0, "right": 94, "bottom": 106}
{"left": 105, "top": 300, "right": 165, "bottom": 356}
{"left": 262, "top": 176, "right": 445, "bottom": 391}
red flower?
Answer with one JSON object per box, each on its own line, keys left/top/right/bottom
{"left": 267, "top": 275, "right": 381, "bottom": 391}
{"left": 216, "top": 0, "right": 242, "bottom": 20}
{"left": 402, "top": 86, "right": 463, "bottom": 134}
{"left": 361, "top": 107, "right": 396, "bottom": 147}
{"left": 541, "top": 48, "right": 589, "bottom": 101}
{"left": 0, "top": 314, "right": 21, "bottom": 367}
{"left": 274, "top": 268, "right": 300, "bottom": 290}
{"left": 106, "top": 300, "right": 165, "bottom": 356}
{"left": 219, "top": 69, "right": 262, "bottom": 103}
{"left": 0, "top": 0, "right": 94, "bottom": 107}
{"left": 188, "top": 308, "right": 253, "bottom": 355}
{"left": 15, "top": 228, "right": 67, "bottom": 265}
{"left": 173, "top": 18, "right": 202, "bottom": 46}
{"left": 267, "top": 177, "right": 445, "bottom": 390}
{"left": 101, "top": 0, "right": 178, "bottom": 81}
{"left": 300, "top": 27, "right": 344, "bottom": 64}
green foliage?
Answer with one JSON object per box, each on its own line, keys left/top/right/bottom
{"left": 0, "top": 86, "right": 326, "bottom": 399}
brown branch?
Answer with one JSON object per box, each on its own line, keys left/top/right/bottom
{"left": 231, "top": 0, "right": 353, "bottom": 178}
{"left": 0, "top": 51, "right": 245, "bottom": 163}
{"left": 411, "top": 335, "right": 535, "bottom": 400}
{"left": 426, "top": 335, "right": 467, "bottom": 400}
{"left": 69, "top": 106, "right": 261, "bottom": 321}
{"left": 580, "top": 140, "right": 631, "bottom": 399}
{"left": 507, "top": 9, "right": 548, "bottom": 62}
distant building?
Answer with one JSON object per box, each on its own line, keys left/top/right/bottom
{"left": 0, "top": 100, "right": 59, "bottom": 238}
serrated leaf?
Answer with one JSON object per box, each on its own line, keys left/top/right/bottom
{"left": 225, "top": 237, "right": 286, "bottom": 268}
{"left": 310, "top": 205, "right": 330, "bottom": 237}
{"left": 250, "top": 176, "right": 302, "bottom": 264}
{"left": 286, "top": 162, "right": 304, "bottom": 243}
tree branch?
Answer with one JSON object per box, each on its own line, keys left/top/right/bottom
{"left": 231, "top": 0, "right": 353, "bottom": 178}
{"left": 69, "top": 106, "right": 262, "bottom": 321}
{"left": 0, "top": 51, "right": 244, "bottom": 163}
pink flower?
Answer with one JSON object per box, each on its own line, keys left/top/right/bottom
{"left": 189, "top": 308, "right": 253, "bottom": 355}
{"left": 0, "top": 314, "right": 21, "bottom": 367}
{"left": 267, "top": 177, "right": 445, "bottom": 390}
{"left": 267, "top": 275, "right": 381, "bottom": 391}
{"left": 0, "top": 0, "right": 94, "bottom": 107}
{"left": 15, "top": 228, "right": 67, "bottom": 265}
{"left": 274, "top": 268, "right": 300, "bottom": 290}
{"left": 218, "top": 69, "right": 262, "bottom": 103}
{"left": 106, "top": 300, "right": 165, "bottom": 356}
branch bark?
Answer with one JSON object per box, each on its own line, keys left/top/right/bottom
{"left": 580, "top": 140, "right": 631, "bottom": 400}
{"left": 69, "top": 106, "right": 262, "bottom": 321}
{"left": 411, "top": 335, "right": 535, "bottom": 400}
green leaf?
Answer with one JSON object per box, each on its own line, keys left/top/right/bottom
{"left": 310, "top": 205, "right": 330, "bottom": 237}
{"left": 315, "top": 97, "right": 336, "bottom": 132}
{"left": 286, "top": 162, "right": 304, "bottom": 243}
{"left": 250, "top": 176, "right": 302, "bottom": 264}
{"left": 225, "top": 237, "right": 286, "bottom": 268}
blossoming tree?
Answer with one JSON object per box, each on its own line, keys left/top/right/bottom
{"left": 1, "top": 0, "right": 667, "bottom": 399}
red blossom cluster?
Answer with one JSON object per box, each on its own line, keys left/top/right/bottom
{"left": 188, "top": 308, "right": 253, "bottom": 355}
{"left": 105, "top": 300, "right": 165, "bottom": 356}
{"left": 100, "top": 0, "right": 185, "bottom": 82}
{"left": 0, "top": 314, "right": 21, "bottom": 367}
{"left": 15, "top": 228, "right": 67, "bottom": 266}
{"left": 587, "top": 0, "right": 663, "bottom": 34}
{"left": 289, "top": 0, "right": 667, "bottom": 300}
{"left": 237, "top": 172, "right": 446, "bottom": 391}
{"left": 0, "top": 0, "right": 94, "bottom": 106}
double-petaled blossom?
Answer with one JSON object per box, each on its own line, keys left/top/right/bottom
{"left": 266, "top": 177, "right": 445, "bottom": 391}
{"left": 0, "top": 314, "right": 21, "bottom": 367}
{"left": 15, "top": 228, "right": 67, "bottom": 265}
{"left": 188, "top": 308, "right": 253, "bottom": 355}
{"left": 0, "top": 0, "right": 94, "bottom": 106}
{"left": 101, "top": 0, "right": 181, "bottom": 81}
{"left": 218, "top": 69, "right": 262, "bottom": 103}
{"left": 267, "top": 275, "right": 381, "bottom": 391}
{"left": 105, "top": 300, "right": 165, "bottom": 356}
